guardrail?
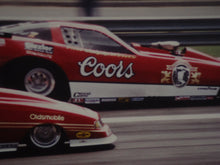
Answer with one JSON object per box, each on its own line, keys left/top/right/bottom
{"left": 0, "top": 17, "right": 220, "bottom": 46}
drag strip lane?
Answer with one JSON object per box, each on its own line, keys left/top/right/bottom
{"left": 103, "top": 113, "right": 220, "bottom": 123}
{"left": 100, "top": 105, "right": 220, "bottom": 164}
{"left": 1, "top": 105, "right": 220, "bottom": 165}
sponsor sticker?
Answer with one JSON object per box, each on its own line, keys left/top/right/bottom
{"left": 191, "top": 96, "right": 213, "bottom": 101}
{"left": 85, "top": 98, "right": 100, "bottom": 104}
{"left": 30, "top": 114, "right": 64, "bottom": 121}
{"left": 0, "top": 143, "right": 17, "bottom": 150}
{"left": 25, "top": 42, "right": 54, "bottom": 55}
{"left": 101, "top": 98, "right": 117, "bottom": 102}
{"left": 118, "top": 97, "right": 130, "bottom": 103}
{"left": 206, "top": 96, "right": 214, "bottom": 100}
{"left": 131, "top": 97, "right": 145, "bottom": 102}
{"left": 0, "top": 39, "right": 5, "bottom": 46}
{"left": 172, "top": 64, "right": 190, "bottom": 87}
{"left": 161, "top": 61, "right": 201, "bottom": 87}
{"left": 71, "top": 98, "right": 84, "bottom": 103}
{"left": 76, "top": 131, "right": 91, "bottom": 139}
{"left": 175, "top": 96, "right": 190, "bottom": 101}
{"left": 78, "top": 56, "right": 134, "bottom": 79}
{"left": 190, "top": 96, "right": 207, "bottom": 101}
{"left": 26, "top": 50, "right": 52, "bottom": 58}
{"left": 73, "top": 92, "right": 91, "bottom": 98}
{"left": 197, "top": 87, "right": 218, "bottom": 91}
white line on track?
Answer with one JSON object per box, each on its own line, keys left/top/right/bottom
{"left": 103, "top": 113, "right": 220, "bottom": 123}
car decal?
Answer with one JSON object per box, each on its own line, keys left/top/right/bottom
{"left": 78, "top": 56, "right": 134, "bottom": 79}
{"left": 0, "top": 143, "right": 18, "bottom": 152}
{"left": 76, "top": 131, "right": 91, "bottom": 139}
{"left": 25, "top": 42, "right": 54, "bottom": 55}
{"left": 26, "top": 50, "right": 52, "bottom": 59}
{"left": 73, "top": 92, "right": 91, "bottom": 97}
{"left": 29, "top": 114, "right": 65, "bottom": 121}
{"left": 0, "top": 39, "right": 5, "bottom": 46}
{"left": 161, "top": 61, "right": 201, "bottom": 87}
{"left": 85, "top": 98, "right": 100, "bottom": 104}
{"left": 172, "top": 64, "right": 190, "bottom": 88}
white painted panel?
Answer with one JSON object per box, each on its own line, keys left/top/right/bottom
{"left": 69, "top": 82, "right": 219, "bottom": 98}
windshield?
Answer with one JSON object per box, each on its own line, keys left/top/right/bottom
{"left": 0, "top": 22, "right": 52, "bottom": 41}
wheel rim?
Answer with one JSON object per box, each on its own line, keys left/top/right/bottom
{"left": 24, "top": 68, "right": 55, "bottom": 96}
{"left": 30, "top": 125, "right": 61, "bottom": 149}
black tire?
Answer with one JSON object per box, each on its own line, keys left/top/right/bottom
{"left": 4, "top": 62, "right": 70, "bottom": 101}
{"left": 24, "top": 67, "right": 56, "bottom": 96}
{"left": 29, "top": 124, "right": 63, "bottom": 151}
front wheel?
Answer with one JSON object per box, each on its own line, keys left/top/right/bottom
{"left": 4, "top": 63, "right": 70, "bottom": 101}
{"left": 29, "top": 124, "right": 63, "bottom": 150}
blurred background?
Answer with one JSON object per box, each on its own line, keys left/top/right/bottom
{"left": 0, "top": 0, "right": 220, "bottom": 18}
{"left": 0, "top": 0, "right": 220, "bottom": 56}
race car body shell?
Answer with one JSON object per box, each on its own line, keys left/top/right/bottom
{"left": 0, "top": 88, "right": 116, "bottom": 152}
{"left": 0, "top": 21, "right": 219, "bottom": 104}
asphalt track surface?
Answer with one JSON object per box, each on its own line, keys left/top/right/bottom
{"left": 1, "top": 104, "right": 220, "bottom": 165}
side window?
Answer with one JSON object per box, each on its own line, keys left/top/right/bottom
{"left": 28, "top": 28, "right": 52, "bottom": 41}
{"left": 61, "top": 27, "right": 82, "bottom": 47}
{"left": 79, "top": 29, "right": 132, "bottom": 54}
{"left": 14, "top": 28, "right": 52, "bottom": 41}
{"left": 61, "top": 27, "right": 132, "bottom": 54}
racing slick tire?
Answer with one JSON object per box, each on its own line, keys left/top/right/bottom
{"left": 3, "top": 62, "right": 70, "bottom": 101}
{"left": 29, "top": 124, "right": 64, "bottom": 151}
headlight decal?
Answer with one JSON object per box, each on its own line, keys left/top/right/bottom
{"left": 94, "top": 120, "right": 103, "bottom": 129}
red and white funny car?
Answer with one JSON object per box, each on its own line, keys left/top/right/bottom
{"left": 0, "top": 88, "right": 116, "bottom": 152}
{"left": 0, "top": 21, "right": 219, "bottom": 104}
